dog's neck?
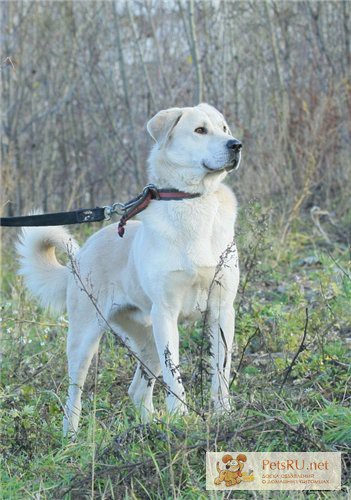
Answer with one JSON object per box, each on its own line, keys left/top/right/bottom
{"left": 147, "top": 149, "right": 228, "bottom": 196}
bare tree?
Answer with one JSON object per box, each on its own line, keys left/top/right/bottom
{"left": 1, "top": 0, "right": 350, "bottom": 218}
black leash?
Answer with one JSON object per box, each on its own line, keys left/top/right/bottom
{"left": 0, "top": 207, "right": 107, "bottom": 227}
{"left": 0, "top": 185, "right": 201, "bottom": 235}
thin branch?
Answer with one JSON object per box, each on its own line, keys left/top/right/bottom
{"left": 279, "top": 307, "right": 309, "bottom": 394}
{"left": 229, "top": 327, "right": 260, "bottom": 390}
{"left": 323, "top": 249, "right": 351, "bottom": 281}
{"left": 198, "top": 240, "right": 238, "bottom": 407}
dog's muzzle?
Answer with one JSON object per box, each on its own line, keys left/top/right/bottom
{"left": 202, "top": 154, "right": 241, "bottom": 173}
{"left": 202, "top": 140, "right": 242, "bottom": 173}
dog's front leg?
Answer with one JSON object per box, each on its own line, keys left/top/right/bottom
{"left": 209, "top": 304, "right": 235, "bottom": 411}
{"left": 151, "top": 305, "right": 188, "bottom": 414}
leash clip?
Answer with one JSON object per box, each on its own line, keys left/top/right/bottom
{"left": 104, "top": 184, "right": 159, "bottom": 221}
{"left": 103, "top": 202, "right": 126, "bottom": 220}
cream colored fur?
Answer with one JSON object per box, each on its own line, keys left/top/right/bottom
{"left": 17, "top": 103, "right": 241, "bottom": 435}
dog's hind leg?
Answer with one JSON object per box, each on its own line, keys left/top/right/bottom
{"left": 63, "top": 321, "right": 103, "bottom": 437}
{"left": 128, "top": 332, "right": 161, "bottom": 422}
{"left": 110, "top": 311, "right": 161, "bottom": 421}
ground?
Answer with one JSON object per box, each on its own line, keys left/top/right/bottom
{"left": 1, "top": 203, "right": 350, "bottom": 499}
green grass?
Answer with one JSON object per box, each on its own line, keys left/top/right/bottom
{"left": 1, "top": 208, "right": 350, "bottom": 498}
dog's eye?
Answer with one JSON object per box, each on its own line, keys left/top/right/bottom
{"left": 194, "top": 127, "right": 207, "bottom": 134}
{"left": 223, "top": 125, "right": 227, "bottom": 133}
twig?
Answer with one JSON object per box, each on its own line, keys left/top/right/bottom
{"left": 323, "top": 249, "right": 351, "bottom": 281}
{"left": 6, "top": 355, "right": 55, "bottom": 393}
{"left": 279, "top": 307, "right": 309, "bottom": 394}
{"left": 198, "top": 240, "right": 238, "bottom": 408}
{"left": 229, "top": 327, "right": 260, "bottom": 389}
{"left": 236, "top": 210, "right": 269, "bottom": 315}
{"left": 273, "top": 416, "right": 324, "bottom": 450}
{"left": 310, "top": 206, "right": 331, "bottom": 243}
{"left": 2, "top": 56, "right": 16, "bottom": 72}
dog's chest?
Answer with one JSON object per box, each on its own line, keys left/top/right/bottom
{"left": 179, "top": 266, "right": 216, "bottom": 321}
{"left": 146, "top": 197, "right": 232, "bottom": 266}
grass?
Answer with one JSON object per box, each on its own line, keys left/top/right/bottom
{"left": 1, "top": 204, "right": 350, "bottom": 499}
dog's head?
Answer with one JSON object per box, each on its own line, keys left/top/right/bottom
{"left": 147, "top": 103, "right": 242, "bottom": 192}
{"left": 222, "top": 454, "right": 247, "bottom": 473}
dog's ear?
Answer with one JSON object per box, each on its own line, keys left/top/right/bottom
{"left": 147, "top": 108, "right": 183, "bottom": 144}
{"left": 236, "top": 454, "right": 247, "bottom": 463}
{"left": 222, "top": 454, "right": 233, "bottom": 464}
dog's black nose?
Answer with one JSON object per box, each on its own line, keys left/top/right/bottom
{"left": 227, "top": 139, "right": 242, "bottom": 152}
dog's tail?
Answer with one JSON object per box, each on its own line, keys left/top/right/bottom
{"left": 17, "top": 226, "right": 79, "bottom": 312}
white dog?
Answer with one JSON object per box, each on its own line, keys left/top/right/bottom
{"left": 17, "top": 103, "right": 242, "bottom": 435}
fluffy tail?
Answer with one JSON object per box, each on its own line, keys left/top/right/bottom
{"left": 16, "top": 226, "right": 79, "bottom": 312}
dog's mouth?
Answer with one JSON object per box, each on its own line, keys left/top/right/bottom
{"left": 202, "top": 157, "right": 240, "bottom": 173}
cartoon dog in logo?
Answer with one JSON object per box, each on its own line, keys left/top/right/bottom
{"left": 214, "top": 454, "right": 247, "bottom": 486}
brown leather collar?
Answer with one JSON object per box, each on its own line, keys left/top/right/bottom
{"left": 118, "top": 184, "right": 201, "bottom": 237}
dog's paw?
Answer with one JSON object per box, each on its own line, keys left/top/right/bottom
{"left": 63, "top": 416, "right": 78, "bottom": 440}
{"left": 137, "top": 404, "right": 155, "bottom": 423}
